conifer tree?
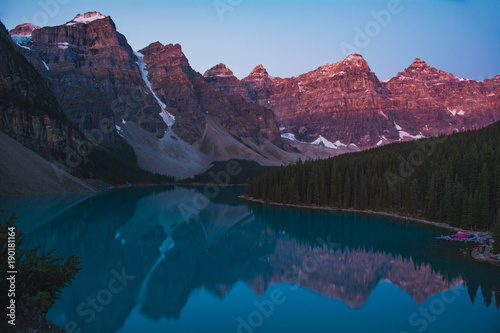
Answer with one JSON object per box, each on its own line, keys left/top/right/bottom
{"left": 493, "top": 210, "right": 500, "bottom": 254}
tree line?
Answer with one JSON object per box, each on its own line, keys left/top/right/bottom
{"left": 246, "top": 121, "right": 500, "bottom": 251}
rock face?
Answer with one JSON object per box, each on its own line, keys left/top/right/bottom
{"left": 6, "top": 10, "right": 499, "bottom": 180}
{"left": 8, "top": 23, "right": 39, "bottom": 36}
{"left": 27, "top": 13, "right": 165, "bottom": 143}
{"left": 0, "top": 21, "right": 89, "bottom": 174}
{"left": 386, "top": 58, "right": 500, "bottom": 137}
{"left": 139, "top": 42, "right": 281, "bottom": 146}
{"left": 7, "top": 13, "right": 293, "bottom": 179}
{"left": 205, "top": 55, "right": 500, "bottom": 147}
{"left": 203, "top": 63, "right": 247, "bottom": 98}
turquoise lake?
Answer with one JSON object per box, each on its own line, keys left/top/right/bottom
{"left": 1, "top": 186, "right": 499, "bottom": 333}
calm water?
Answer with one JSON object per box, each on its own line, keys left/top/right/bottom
{"left": 1, "top": 186, "right": 499, "bottom": 333}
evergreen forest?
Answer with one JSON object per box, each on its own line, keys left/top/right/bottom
{"left": 246, "top": 121, "right": 500, "bottom": 239}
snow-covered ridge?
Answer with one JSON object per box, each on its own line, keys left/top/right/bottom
{"left": 66, "top": 12, "right": 106, "bottom": 25}
{"left": 311, "top": 136, "right": 347, "bottom": 149}
{"left": 134, "top": 51, "right": 175, "bottom": 127}
{"left": 281, "top": 132, "right": 353, "bottom": 150}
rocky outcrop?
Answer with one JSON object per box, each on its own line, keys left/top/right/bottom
{"left": 139, "top": 42, "right": 281, "bottom": 146}
{"left": 8, "top": 23, "right": 39, "bottom": 36}
{"left": 203, "top": 63, "right": 247, "bottom": 98}
{"left": 26, "top": 13, "right": 165, "bottom": 143}
{"left": 209, "top": 55, "right": 398, "bottom": 146}
{"left": 0, "top": 21, "right": 89, "bottom": 174}
{"left": 7, "top": 13, "right": 292, "bottom": 179}
{"left": 206, "top": 55, "right": 500, "bottom": 148}
{"left": 9, "top": 10, "right": 498, "bottom": 178}
{"left": 386, "top": 58, "right": 500, "bottom": 136}
{"left": 241, "top": 64, "right": 276, "bottom": 107}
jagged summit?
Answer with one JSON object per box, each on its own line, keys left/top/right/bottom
{"left": 148, "top": 41, "right": 164, "bottom": 48}
{"left": 66, "top": 12, "right": 107, "bottom": 25}
{"left": 249, "top": 64, "right": 269, "bottom": 77}
{"left": 141, "top": 42, "right": 183, "bottom": 54}
{"left": 9, "top": 23, "right": 40, "bottom": 36}
{"left": 409, "top": 58, "right": 429, "bottom": 68}
{"left": 342, "top": 54, "right": 370, "bottom": 69}
{"left": 390, "top": 57, "right": 442, "bottom": 81}
{"left": 204, "top": 63, "right": 235, "bottom": 77}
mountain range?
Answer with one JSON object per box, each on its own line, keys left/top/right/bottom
{"left": 2, "top": 11, "right": 500, "bottom": 190}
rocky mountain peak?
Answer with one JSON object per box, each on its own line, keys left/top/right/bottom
{"left": 409, "top": 58, "right": 429, "bottom": 69}
{"left": 391, "top": 57, "right": 453, "bottom": 82}
{"left": 9, "top": 23, "right": 40, "bottom": 36}
{"left": 166, "top": 43, "right": 183, "bottom": 52}
{"left": 204, "top": 63, "right": 234, "bottom": 77}
{"left": 249, "top": 64, "right": 269, "bottom": 77}
{"left": 142, "top": 42, "right": 183, "bottom": 56}
{"left": 342, "top": 54, "right": 370, "bottom": 69}
{"left": 142, "top": 41, "right": 164, "bottom": 51}
{"left": 66, "top": 12, "right": 107, "bottom": 25}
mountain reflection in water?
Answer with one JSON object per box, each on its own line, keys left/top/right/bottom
{"left": 4, "top": 185, "right": 499, "bottom": 333}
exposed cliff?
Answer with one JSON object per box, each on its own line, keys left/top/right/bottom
{"left": 205, "top": 55, "right": 500, "bottom": 148}
{"left": 0, "top": 21, "right": 89, "bottom": 173}
{"left": 139, "top": 42, "right": 281, "bottom": 146}
{"left": 8, "top": 13, "right": 309, "bottom": 179}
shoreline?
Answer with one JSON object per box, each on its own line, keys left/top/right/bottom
{"left": 240, "top": 195, "right": 500, "bottom": 266}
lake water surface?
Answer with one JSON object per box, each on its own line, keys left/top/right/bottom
{"left": 1, "top": 186, "right": 499, "bottom": 333}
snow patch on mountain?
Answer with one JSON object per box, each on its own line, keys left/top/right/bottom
{"left": 447, "top": 108, "right": 465, "bottom": 116}
{"left": 281, "top": 133, "right": 301, "bottom": 142}
{"left": 135, "top": 51, "right": 175, "bottom": 127}
{"left": 17, "top": 44, "right": 31, "bottom": 50}
{"left": 297, "top": 82, "right": 304, "bottom": 92}
{"left": 58, "top": 42, "right": 70, "bottom": 49}
{"left": 10, "top": 35, "right": 32, "bottom": 45}
{"left": 115, "top": 125, "right": 125, "bottom": 138}
{"left": 399, "top": 130, "right": 425, "bottom": 140}
{"left": 67, "top": 12, "right": 106, "bottom": 25}
{"left": 393, "top": 122, "right": 425, "bottom": 140}
{"left": 331, "top": 71, "right": 346, "bottom": 78}
{"left": 311, "top": 136, "right": 347, "bottom": 149}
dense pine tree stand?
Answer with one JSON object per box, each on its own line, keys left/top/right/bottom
{"left": 246, "top": 121, "right": 500, "bottom": 246}
{"left": 494, "top": 211, "right": 500, "bottom": 254}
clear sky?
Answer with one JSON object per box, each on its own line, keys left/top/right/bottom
{"left": 1, "top": 0, "right": 499, "bottom": 80}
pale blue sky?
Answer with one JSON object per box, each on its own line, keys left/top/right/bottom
{"left": 1, "top": 0, "right": 499, "bottom": 80}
